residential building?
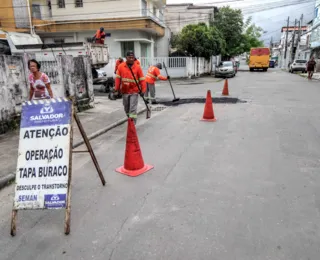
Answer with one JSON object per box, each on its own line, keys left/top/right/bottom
{"left": 164, "top": 3, "right": 217, "bottom": 35}
{"left": 296, "top": 20, "right": 313, "bottom": 61}
{"left": 0, "top": 0, "right": 170, "bottom": 58}
{"left": 310, "top": 0, "right": 320, "bottom": 50}
{"left": 278, "top": 25, "right": 307, "bottom": 68}
{"left": 309, "top": 0, "right": 320, "bottom": 71}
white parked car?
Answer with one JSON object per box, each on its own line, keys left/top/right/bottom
{"left": 215, "top": 61, "right": 236, "bottom": 78}
{"left": 289, "top": 59, "right": 307, "bottom": 73}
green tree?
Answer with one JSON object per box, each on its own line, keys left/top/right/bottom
{"left": 212, "top": 7, "right": 265, "bottom": 58}
{"left": 212, "top": 6, "right": 244, "bottom": 58}
{"left": 174, "top": 23, "right": 225, "bottom": 60}
{"left": 241, "top": 16, "right": 264, "bottom": 52}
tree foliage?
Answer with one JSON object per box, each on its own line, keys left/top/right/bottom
{"left": 242, "top": 16, "right": 264, "bottom": 52}
{"left": 212, "top": 6, "right": 244, "bottom": 58}
{"left": 172, "top": 23, "right": 225, "bottom": 60}
{"left": 172, "top": 6, "right": 265, "bottom": 59}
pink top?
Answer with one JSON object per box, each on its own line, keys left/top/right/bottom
{"left": 28, "top": 73, "right": 51, "bottom": 100}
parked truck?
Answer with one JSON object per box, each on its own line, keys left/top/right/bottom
{"left": 248, "top": 47, "right": 270, "bottom": 72}
{"left": 0, "top": 32, "right": 114, "bottom": 92}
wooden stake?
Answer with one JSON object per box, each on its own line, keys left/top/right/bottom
{"left": 64, "top": 104, "right": 74, "bottom": 235}
{"left": 10, "top": 210, "right": 18, "bottom": 236}
{"left": 73, "top": 112, "right": 106, "bottom": 186}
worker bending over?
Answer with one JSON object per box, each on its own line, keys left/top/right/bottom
{"left": 115, "top": 51, "right": 146, "bottom": 124}
{"left": 145, "top": 63, "right": 169, "bottom": 104}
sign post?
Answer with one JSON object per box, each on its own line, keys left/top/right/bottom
{"left": 11, "top": 98, "right": 105, "bottom": 236}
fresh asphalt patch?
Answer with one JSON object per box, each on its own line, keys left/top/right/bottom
{"left": 156, "top": 97, "right": 247, "bottom": 106}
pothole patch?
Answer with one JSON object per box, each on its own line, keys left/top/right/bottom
{"left": 155, "top": 97, "right": 247, "bottom": 106}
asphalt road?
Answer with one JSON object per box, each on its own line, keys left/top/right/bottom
{"left": 1, "top": 69, "right": 320, "bottom": 260}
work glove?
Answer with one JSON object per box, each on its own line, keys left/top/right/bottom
{"left": 167, "top": 76, "right": 170, "bottom": 80}
{"left": 139, "top": 92, "right": 145, "bottom": 98}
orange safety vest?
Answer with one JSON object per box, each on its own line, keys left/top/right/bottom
{"left": 146, "top": 66, "right": 167, "bottom": 84}
{"left": 134, "top": 59, "right": 141, "bottom": 66}
{"left": 115, "top": 63, "right": 146, "bottom": 94}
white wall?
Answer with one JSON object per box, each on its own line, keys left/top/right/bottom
{"left": 39, "top": 30, "right": 165, "bottom": 58}
{"left": 50, "top": 0, "right": 141, "bottom": 21}
{"left": 155, "top": 27, "right": 170, "bottom": 56}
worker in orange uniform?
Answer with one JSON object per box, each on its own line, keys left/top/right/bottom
{"left": 93, "top": 27, "right": 106, "bottom": 44}
{"left": 145, "top": 63, "right": 169, "bottom": 104}
{"left": 115, "top": 50, "right": 146, "bottom": 124}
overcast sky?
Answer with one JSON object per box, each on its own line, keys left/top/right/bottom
{"left": 166, "top": 0, "right": 316, "bottom": 45}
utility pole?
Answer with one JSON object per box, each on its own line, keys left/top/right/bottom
{"left": 284, "top": 16, "right": 290, "bottom": 68}
{"left": 270, "top": 37, "right": 273, "bottom": 56}
{"left": 291, "top": 19, "right": 297, "bottom": 62}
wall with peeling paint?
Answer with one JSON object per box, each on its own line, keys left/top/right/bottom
{"left": 0, "top": 55, "right": 29, "bottom": 133}
{"left": 0, "top": 54, "right": 94, "bottom": 134}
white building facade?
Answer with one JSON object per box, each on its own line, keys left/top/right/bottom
{"left": 164, "top": 3, "right": 217, "bottom": 35}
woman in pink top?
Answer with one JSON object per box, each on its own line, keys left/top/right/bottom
{"left": 28, "top": 59, "right": 53, "bottom": 100}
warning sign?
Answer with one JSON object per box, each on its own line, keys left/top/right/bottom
{"left": 13, "top": 98, "right": 72, "bottom": 210}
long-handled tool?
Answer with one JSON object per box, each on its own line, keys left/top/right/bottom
{"left": 163, "top": 62, "right": 180, "bottom": 102}
{"left": 128, "top": 66, "right": 151, "bottom": 119}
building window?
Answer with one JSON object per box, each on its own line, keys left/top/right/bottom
{"left": 153, "top": 6, "right": 157, "bottom": 15}
{"left": 57, "top": 0, "right": 65, "bottom": 8}
{"left": 32, "top": 4, "right": 41, "bottom": 19}
{"left": 141, "top": 0, "right": 147, "bottom": 16}
{"left": 75, "top": 0, "right": 83, "bottom": 8}
{"left": 121, "top": 42, "right": 135, "bottom": 57}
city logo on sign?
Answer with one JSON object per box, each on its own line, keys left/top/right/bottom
{"left": 29, "top": 103, "right": 64, "bottom": 121}
{"left": 50, "top": 194, "right": 60, "bottom": 201}
{"left": 40, "top": 103, "right": 54, "bottom": 114}
{"left": 44, "top": 194, "right": 66, "bottom": 209}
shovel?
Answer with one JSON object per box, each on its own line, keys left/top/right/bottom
{"left": 163, "top": 62, "right": 180, "bottom": 102}
{"left": 128, "top": 66, "right": 151, "bottom": 119}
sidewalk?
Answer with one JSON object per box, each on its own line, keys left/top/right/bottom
{"left": 299, "top": 72, "right": 320, "bottom": 80}
{"left": 0, "top": 95, "right": 145, "bottom": 189}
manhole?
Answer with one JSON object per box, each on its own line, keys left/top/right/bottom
{"left": 151, "top": 106, "right": 167, "bottom": 112}
{"left": 156, "top": 97, "right": 247, "bottom": 106}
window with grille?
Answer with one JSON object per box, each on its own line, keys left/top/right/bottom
{"left": 57, "top": 0, "right": 65, "bottom": 8}
{"left": 75, "top": 0, "right": 83, "bottom": 8}
{"left": 121, "top": 42, "right": 135, "bottom": 57}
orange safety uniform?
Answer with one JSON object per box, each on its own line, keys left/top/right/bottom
{"left": 114, "top": 59, "right": 123, "bottom": 73}
{"left": 115, "top": 62, "right": 146, "bottom": 94}
{"left": 145, "top": 66, "right": 167, "bottom": 84}
{"left": 134, "top": 59, "right": 141, "bottom": 66}
{"left": 94, "top": 29, "right": 105, "bottom": 44}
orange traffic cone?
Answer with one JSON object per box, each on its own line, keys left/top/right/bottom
{"left": 222, "top": 79, "right": 229, "bottom": 96}
{"left": 201, "top": 90, "right": 217, "bottom": 122}
{"left": 116, "top": 118, "right": 154, "bottom": 177}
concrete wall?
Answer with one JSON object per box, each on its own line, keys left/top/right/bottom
{"left": 155, "top": 27, "right": 171, "bottom": 57}
{"left": 0, "top": 54, "right": 29, "bottom": 133}
{"left": 39, "top": 30, "right": 169, "bottom": 58}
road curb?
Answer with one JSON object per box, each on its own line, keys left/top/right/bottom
{"left": 0, "top": 107, "right": 147, "bottom": 191}
{"left": 0, "top": 173, "right": 15, "bottom": 190}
